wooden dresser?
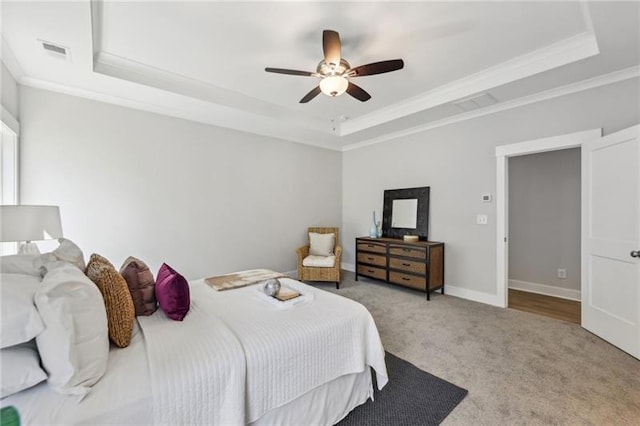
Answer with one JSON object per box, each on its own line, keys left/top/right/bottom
{"left": 355, "top": 237, "right": 444, "bottom": 300}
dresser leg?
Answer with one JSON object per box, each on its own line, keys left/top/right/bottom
{"left": 441, "top": 286, "right": 445, "bottom": 295}
{"left": 426, "top": 289, "right": 430, "bottom": 301}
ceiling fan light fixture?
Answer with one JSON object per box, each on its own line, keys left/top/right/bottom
{"left": 320, "top": 75, "right": 348, "bottom": 97}
{"left": 265, "top": 30, "right": 403, "bottom": 103}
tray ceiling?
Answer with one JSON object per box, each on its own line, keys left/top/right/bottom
{"left": 1, "top": 1, "right": 639, "bottom": 150}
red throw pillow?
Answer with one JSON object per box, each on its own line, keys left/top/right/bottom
{"left": 155, "top": 263, "right": 190, "bottom": 321}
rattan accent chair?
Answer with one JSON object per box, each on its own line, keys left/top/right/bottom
{"left": 296, "top": 227, "right": 341, "bottom": 289}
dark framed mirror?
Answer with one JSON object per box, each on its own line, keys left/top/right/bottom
{"left": 382, "top": 186, "right": 430, "bottom": 240}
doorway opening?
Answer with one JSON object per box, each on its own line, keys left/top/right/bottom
{"left": 507, "top": 148, "right": 581, "bottom": 324}
{"left": 494, "top": 129, "right": 601, "bottom": 315}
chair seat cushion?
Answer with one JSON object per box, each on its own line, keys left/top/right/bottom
{"left": 302, "top": 255, "right": 336, "bottom": 268}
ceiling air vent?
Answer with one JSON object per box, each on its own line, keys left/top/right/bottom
{"left": 39, "top": 39, "right": 70, "bottom": 60}
{"left": 453, "top": 93, "right": 498, "bottom": 112}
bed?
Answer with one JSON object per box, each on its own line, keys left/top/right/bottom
{"left": 2, "top": 274, "right": 388, "bottom": 425}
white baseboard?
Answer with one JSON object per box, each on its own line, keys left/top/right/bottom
{"left": 342, "top": 262, "right": 355, "bottom": 272}
{"left": 445, "top": 284, "right": 504, "bottom": 307}
{"left": 508, "top": 279, "right": 581, "bottom": 301}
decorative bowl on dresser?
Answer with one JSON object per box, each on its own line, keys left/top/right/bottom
{"left": 355, "top": 237, "right": 444, "bottom": 300}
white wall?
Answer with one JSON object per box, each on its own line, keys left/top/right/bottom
{"left": 343, "top": 78, "right": 639, "bottom": 299}
{"left": 508, "top": 148, "right": 581, "bottom": 295}
{"left": 1, "top": 62, "right": 19, "bottom": 119}
{"left": 19, "top": 86, "right": 342, "bottom": 279}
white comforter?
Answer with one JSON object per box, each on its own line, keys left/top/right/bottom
{"left": 138, "top": 277, "right": 388, "bottom": 425}
{"left": 137, "top": 283, "right": 247, "bottom": 425}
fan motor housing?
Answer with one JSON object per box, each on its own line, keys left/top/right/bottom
{"left": 317, "top": 59, "right": 350, "bottom": 76}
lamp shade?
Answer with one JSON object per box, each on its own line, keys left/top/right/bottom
{"left": 0, "top": 205, "right": 63, "bottom": 242}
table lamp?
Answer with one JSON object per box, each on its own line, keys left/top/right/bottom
{"left": 0, "top": 205, "right": 63, "bottom": 254}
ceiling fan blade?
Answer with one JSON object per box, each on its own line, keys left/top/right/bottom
{"left": 323, "top": 30, "right": 341, "bottom": 66}
{"left": 265, "top": 67, "right": 316, "bottom": 77}
{"left": 300, "top": 86, "right": 322, "bottom": 103}
{"left": 347, "top": 59, "right": 404, "bottom": 77}
{"left": 346, "top": 82, "right": 371, "bottom": 102}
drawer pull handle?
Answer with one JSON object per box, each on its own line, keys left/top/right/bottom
{"left": 367, "top": 244, "right": 374, "bottom": 248}
{"left": 402, "top": 277, "right": 411, "bottom": 281}
{"left": 402, "top": 263, "right": 410, "bottom": 266}
{"left": 402, "top": 248, "right": 410, "bottom": 252}
{"left": 368, "top": 269, "right": 375, "bottom": 273}
{"left": 368, "top": 257, "right": 375, "bottom": 261}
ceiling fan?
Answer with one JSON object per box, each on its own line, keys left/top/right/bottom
{"left": 265, "top": 30, "right": 404, "bottom": 103}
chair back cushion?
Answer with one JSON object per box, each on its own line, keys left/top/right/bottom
{"left": 309, "top": 232, "right": 335, "bottom": 256}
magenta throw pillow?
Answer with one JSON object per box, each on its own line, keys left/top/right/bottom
{"left": 155, "top": 263, "right": 190, "bottom": 321}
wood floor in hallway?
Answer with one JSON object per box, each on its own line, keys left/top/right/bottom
{"left": 508, "top": 289, "right": 581, "bottom": 324}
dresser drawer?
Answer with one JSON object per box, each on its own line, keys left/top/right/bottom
{"left": 357, "top": 265, "right": 387, "bottom": 281}
{"left": 389, "top": 271, "right": 426, "bottom": 291}
{"left": 389, "top": 257, "right": 426, "bottom": 274}
{"left": 389, "top": 245, "right": 426, "bottom": 260}
{"left": 357, "top": 241, "right": 387, "bottom": 254}
{"left": 357, "top": 253, "right": 387, "bottom": 267}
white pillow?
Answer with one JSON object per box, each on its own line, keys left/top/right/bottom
{"left": 1, "top": 342, "right": 47, "bottom": 398}
{"left": 34, "top": 238, "right": 86, "bottom": 276}
{"left": 0, "top": 254, "right": 41, "bottom": 277}
{"left": 309, "top": 232, "right": 335, "bottom": 257}
{"left": 35, "top": 262, "right": 109, "bottom": 397}
{"left": 0, "top": 273, "right": 45, "bottom": 348}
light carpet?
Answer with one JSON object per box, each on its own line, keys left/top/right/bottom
{"left": 318, "top": 273, "right": 640, "bottom": 425}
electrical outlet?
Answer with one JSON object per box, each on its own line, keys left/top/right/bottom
{"left": 476, "top": 214, "right": 488, "bottom": 225}
{"left": 557, "top": 268, "right": 567, "bottom": 279}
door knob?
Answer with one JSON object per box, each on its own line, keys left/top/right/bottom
{"left": 632, "top": 250, "right": 640, "bottom": 258}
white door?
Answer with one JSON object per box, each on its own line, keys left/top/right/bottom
{"left": 582, "top": 125, "right": 640, "bottom": 359}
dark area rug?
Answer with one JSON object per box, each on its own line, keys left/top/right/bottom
{"left": 337, "top": 352, "right": 468, "bottom": 426}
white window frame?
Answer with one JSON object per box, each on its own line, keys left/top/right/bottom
{"left": 1, "top": 105, "right": 20, "bottom": 254}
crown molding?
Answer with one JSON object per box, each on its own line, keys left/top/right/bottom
{"left": 342, "top": 66, "right": 640, "bottom": 152}
{"left": 19, "top": 65, "right": 637, "bottom": 155}
{"left": 19, "top": 76, "right": 342, "bottom": 152}
{"left": 339, "top": 31, "right": 600, "bottom": 136}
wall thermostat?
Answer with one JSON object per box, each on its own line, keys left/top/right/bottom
{"left": 482, "top": 193, "right": 492, "bottom": 203}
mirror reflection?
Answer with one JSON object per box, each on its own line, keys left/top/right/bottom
{"left": 391, "top": 199, "right": 418, "bottom": 228}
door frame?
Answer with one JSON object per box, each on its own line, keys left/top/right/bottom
{"left": 494, "top": 129, "right": 601, "bottom": 308}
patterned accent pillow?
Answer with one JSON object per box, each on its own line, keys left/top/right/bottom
{"left": 156, "top": 263, "right": 190, "bottom": 321}
{"left": 85, "top": 254, "right": 135, "bottom": 348}
{"left": 87, "top": 253, "right": 114, "bottom": 269}
{"left": 120, "top": 256, "right": 157, "bottom": 316}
